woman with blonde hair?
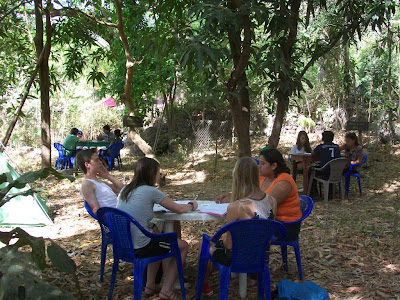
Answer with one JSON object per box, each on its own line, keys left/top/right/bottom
{"left": 201, "top": 157, "right": 276, "bottom": 295}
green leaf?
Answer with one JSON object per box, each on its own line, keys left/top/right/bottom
{"left": 47, "top": 240, "right": 77, "bottom": 275}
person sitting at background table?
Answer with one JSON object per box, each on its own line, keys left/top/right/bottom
{"left": 289, "top": 131, "right": 312, "bottom": 171}
{"left": 340, "top": 132, "right": 363, "bottom": 173}
{"left": 117, "top": 157, "right": 198, "bottom": 300}
{"left": 97, "top": 124, "right": 114, "bottom": 141}
{"left": 112, "top": 129, "right": 123, "bottom": 144}
{"left": 63, "top": 127, "right": 86, "bottom": 156}
{"left": 76, "top": 149, "right": 124, "bottom": 214}
{"left": 202, "top": 157, "right": 276, "bottom": 295}
{"left": 311, "top": 130, "right": 341, "bottom": 179}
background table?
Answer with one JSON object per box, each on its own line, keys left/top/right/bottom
{"left": 77, "top": 140, "right": 110, "bottom": 148}
{"left": 154, "top": 200, "right": 248, "bottom": 298}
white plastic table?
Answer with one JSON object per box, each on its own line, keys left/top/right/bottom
{"left": 153, "top": 200, "right": 248, "bottom": 298}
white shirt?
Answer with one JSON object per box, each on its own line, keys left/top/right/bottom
{"left": 83, "top": 179, "right": 117, "bottom": 208}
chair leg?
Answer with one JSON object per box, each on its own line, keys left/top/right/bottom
{"left": 280, "top": 245, "right": 288, "bottom": 272}
{"left": 218, "top": 267, "right": 231, "bottom": 300}
{"left": 175, "top": 253, "right": 187, "bottom": 300}
{"left": 133, "top": 261, "right": 146, "bottom": 300}
{"left": 323, "top": 182, "right": 329, "bottom": 205}
{"left": 292, "top": 242, "right": 303, "bottom": 281}
{"left": 264, "top": 266, "right": 272, "bottom": 300}
{"left": 100, "top": 241, "right": 108, "bottom": 282}
{"left": 257, "top": 272, "right": 265, "bottom": 300}
{"left": 108, "top": 258, "right": 119, "bottom": 300}
{"left": 357, "top": 176, "right": 362, "bottom": 195}
{"left": 340, "top": 181, "right": 345, "bottom": 201}
{"left": 344, "top": 174, "right": 350, "bottom": 198}
{"left": 195, "top": 257, "right": 209, "bottom": 300}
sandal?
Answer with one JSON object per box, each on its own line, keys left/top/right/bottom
{"left": 159, "top": 291, "right": 179, "bottom": 300}
{"left": 144, "top": 286, "right": 158, "bottom": 296}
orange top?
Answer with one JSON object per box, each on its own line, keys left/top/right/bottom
{"left": 259, "top": 173, "right": 301, "bottom": 222}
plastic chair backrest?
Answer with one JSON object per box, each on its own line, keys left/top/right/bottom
{"left": 97, "top": 207, "right": 150, "bottom": 261}
{"left": 361, "top": 153, "right": 367, "bottom": 165}
{"left": 108, "top": 142, "right": 124, "bottom": 158}
{"left": 84, "top": 201, "right": 98, "bottom": 220}
{"left": 211, "top": 219, "right": 286, "bottom": 272}
{"left": 325, "top": 158, "right": 348, "bottom": 182}
{"left": 54, "top": 142, "right": 74, "bottom": 155}
{"left": 283, "top": 195, "right": 313, "bottom": 226}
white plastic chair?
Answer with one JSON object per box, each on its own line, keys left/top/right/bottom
{"left": 308, "top": 158, "right": 348, "bottom": 204}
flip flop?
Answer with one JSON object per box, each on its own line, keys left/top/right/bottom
{"left": 159, "top": 291, "right": 178, "bottom": 300}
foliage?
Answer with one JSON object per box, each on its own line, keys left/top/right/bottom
{"left": 0, "top": 228, "right": 77, "bottom": 299}
{"left": 297, "top": 115, "right": 316, "bottom": 130}
{"left": 0, "top": 167, "right": 75, "bottom": 207}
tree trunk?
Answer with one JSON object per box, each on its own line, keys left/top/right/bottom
{"left": 34, "top": 0, "right": 52, "bottom": 167}
{"left": 225, "top": 0, "right": 252, "bottom": 157}
{"left": 268, "top": 0, "right": 301, "bottom": 149}
{"left": 343, "top": 39, "right": 352, "bottom": 117}
{"left": 113, "top": 0, "right": 154, "bottom": 157}
{"left": 229, "top": 73, "right": 251, "bottom": 157}
{"left": 268, "top": 93, "right": 287, "bottom": 149}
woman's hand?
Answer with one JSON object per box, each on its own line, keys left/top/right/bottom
{"left": 216, "top": 193, "right": 231, "bottom": 203}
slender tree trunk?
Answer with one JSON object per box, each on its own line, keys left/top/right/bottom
{"left": 113, "top": 0, "right": 154, "bottom": 157}
{"left": 225, "top": 0, "right": 252, "bottom": 157}
{"left": 397, "top": 37, "right": 400, "bottom": 117}
{"left": 387, "top": 21, "right": 393, "bottom": 103}
{"left": 2, "top": 46, "right": 47, "bottom": 147}
{"left": 343, "top": 39, "right": 352, "bottom": 117}
{"left": 34, "top": 0, "right": 52, "bottom": 167}
{"left": 229, "top": 73, "right": 251, "bottom": 157}
{"left": 268, "top": 0, "right": 301, "bottom": 149}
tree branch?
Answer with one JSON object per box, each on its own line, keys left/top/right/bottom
{"left": 50, "top": 7, "right": 118, "bottom": 28}
{"left": 0, "top": 0, "right": 28, "bottom": 24}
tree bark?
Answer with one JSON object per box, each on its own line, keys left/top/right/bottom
{"left": 2, "top": 46, "right": 47, "bottom": 148}
{"left": 268, "top": 0, "right": 301, "bottom": 149}
{"left": 225, "top": 0, "right": 251, "bottom": 157}
{"left": 34, "top": 0, "right": 52, "bottom": 167}
{"left": 229, "top": 73, "right": 251, "bottom": 157}
{"left": 113, "top": 0, "right": 154, "bottom": 157}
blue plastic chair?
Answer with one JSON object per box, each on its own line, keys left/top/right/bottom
{"left": 54, "top": 143, "right": 76, "bottom": 169}
{"left": 84, "top": 201, "right": 113, "bottom": 283}
{"left": 271, "top": 195, "right": 313, "bottom": 281}
{"left": 99, "top": 142, "right": 124, "bottom": 171}
{"left": 344, "top": 153, "right": 367, "bottom": 198}
{"left": 97, "top": 207, "right": 186, "bottom": 300}
{"left": 195, "top": 219, "right": 287, "bottom": 300}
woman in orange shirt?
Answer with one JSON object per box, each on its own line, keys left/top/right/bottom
{"left": 217, "top": 148, "right": 302, "bottom": 240}
{"left": 258, "top": 148, "right": 302, "bottom": 240}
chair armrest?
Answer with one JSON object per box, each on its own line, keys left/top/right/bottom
{"left": 349, "top": 163, "right": 360, "bottom": 171}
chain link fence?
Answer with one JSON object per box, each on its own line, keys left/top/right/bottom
{"left": 193, "top": 119, "right": 232, "bottom": 153}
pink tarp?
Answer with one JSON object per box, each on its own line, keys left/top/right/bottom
{"left": 103, "top": 97, "right": 117, "bottom": 107}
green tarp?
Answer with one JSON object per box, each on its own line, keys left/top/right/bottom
{"left": 0, "top": 152, "right": 53, "bottom": 227}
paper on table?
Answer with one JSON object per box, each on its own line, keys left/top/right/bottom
{"left": 153, "top": 200, "right": 190, "bottom": 213}
{"left": 198, "top": 203, "right": 229, "bottom": 217}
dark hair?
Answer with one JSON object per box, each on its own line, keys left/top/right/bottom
{"left": 345, "top": 132, "right": 359, "bottom": 146}
{"left": 70, "top": 128, "right": 79, "bottom": 135}
{"left": 76, "top": 149, "right": 97, "bottom": 174}
{"left": 259, "top": 148, "right": 290, "bottom": 177}
{"left": 120, "top": 158, "right": 160, "bottom": 202}
{"left": 296, "top": 131, "right": 312, "bottom": 153}
{"left": 114, "top": 129, "right": 122, "bottom": 137}
{"left": 322, "top": 131, "right": 334, "bottom": 143}
{"left": 103, "top": 125, "right": 111, "bottom": 131}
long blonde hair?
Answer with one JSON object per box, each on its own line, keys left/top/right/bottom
{"left": 231, "top": 157, "right": 262, "bottom": 202}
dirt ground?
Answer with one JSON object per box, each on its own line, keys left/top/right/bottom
{"left": 11, "top": 135, "right": 400, "bottom": 299}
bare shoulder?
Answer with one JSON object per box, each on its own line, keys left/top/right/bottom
{"left": 81, "top": 179, "right": 95, "bottom": 191}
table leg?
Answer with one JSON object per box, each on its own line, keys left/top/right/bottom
{"left": 239, "top": 273, "right": 247, "bottom": 298}
{"left": 164, "top": 221, "right": 174, "bottom": 233}
{"left": 292, "top": 160, "right": 297, "bottom": 182}
{"left": 302, "top": 160, "right": 309, "bottom": 196}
